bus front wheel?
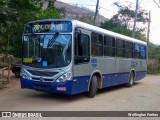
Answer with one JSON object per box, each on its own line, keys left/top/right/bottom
{"left": 126, "top": 72, "right": 135, "bottom": 87}
{"left": 87, "top": 75, "right": 97, "bottom": 98}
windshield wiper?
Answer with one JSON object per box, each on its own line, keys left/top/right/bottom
{"left": 47, "top": 32, "right": 59, "bottom": 47}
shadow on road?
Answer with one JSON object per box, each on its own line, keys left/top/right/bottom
{"left": 97, "top": 82, "right": 141, "bottom": 94}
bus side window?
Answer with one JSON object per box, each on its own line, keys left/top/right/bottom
{"left": 140, "top": 45, "right": 146, "bottom": 59}
{"left": 104, "top": 36, "right": 115, "bottom": 57}
{"left": 134, "top": 44, "right": 140, "bottom": 59}
{"left": 125, "top": 41, "right": 133, "bottom": 58}
{"left": 116, "top": 39, "right": 125, "bottom": 58}
{"left": 74, "top": 33, "right": 90, "bottom": 64}
{"left": 91, "top": 32, "right": 103, "bottom": 56}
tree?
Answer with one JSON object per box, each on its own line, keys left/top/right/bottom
{"left": 0, "top": 0, "right": 40, "bottom": 56}
{"left": 111, "top": 27, "right": 146, "bottom": 41}
{"left": 100, "top": 2, "right": 148, "bottom": 41}
{"left": 100, "top": 20, "right": 120, "bottom": 30}
{"left": 0, "top": 0, "right": 62, "bottom": 57}
{"left": 100, "top": 1, "right": 160, "bottom": 70}
{"left": 113, "top": 2, "right": 148, "bottom": 30}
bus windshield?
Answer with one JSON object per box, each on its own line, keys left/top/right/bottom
{"left": 22, "top": 34, "right": 72, "bottom": 68}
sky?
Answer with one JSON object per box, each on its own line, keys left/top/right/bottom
{"left": 58, "top": 0, "right": 160, "bottom": 45}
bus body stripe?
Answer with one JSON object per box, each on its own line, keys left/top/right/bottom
{"left": 20, "top": 71, "right": 146, "bottom": 95}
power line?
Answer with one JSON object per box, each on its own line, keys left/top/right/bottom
{"left": 89, "top": 0, "right": 97, "bottom": 4}
{"left": 88, "top": 0, "right": 119, "bottom": 16}
{"left": 99, "top": 5, "right": 116, "bottom": 13}
{"left": 68, "top": 3, "right": 96, "bottom": 6}
{"left": 59, "top": 0, "right": 119, "bottom": 18}
{"left": 68, "top": 2, "right": 117, "bottom": 15}
{"left": 89, "top": 0, "right": 105, "bottom": 7}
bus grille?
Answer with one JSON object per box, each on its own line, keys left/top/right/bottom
{"left": 28, "top": 70, "right": 58, "bottom": 77}
{"left": 32, "top": 77, "right": 54, "bottom": 82}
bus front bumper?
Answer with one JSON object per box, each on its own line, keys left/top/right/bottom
{"left": 20, "top": 75, "right": 90, "bottom": 95}
{"left": 20, "top": 77, "right": 73, "bottom": 95}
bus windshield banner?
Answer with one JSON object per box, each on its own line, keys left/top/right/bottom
{"left": 25, "top": 21, "right": 72, "bottom": 33}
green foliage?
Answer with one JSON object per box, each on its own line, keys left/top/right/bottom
{"left": 100, "top": 19, "right": 146, "bottom": 41}
{"left": 113, "top": 2, "right": 148, "bottom": 28}
{"left": 37, "top": 8, "right": 60, "bottom": 19}
{"left": 100, "top": 1, "right": 160, "bottom": 71}
{"left": 148, "top": 43, "right": 160, "bottom": 59}
{"left": 9, "top": 0, "right": 39, "bottom": 10}
{"left": 0, "top": 0, "right": 62, "bottom": 57}
{"left": 100, "top": 20, "right": 120, "bottom": 30}
{"left": 100, "top": 2, "right": 147, "bottom": 41}
{"left": 147, "top": 69, "right": 160, "bottom": 75}
{"left": 112, "top": 27, "right": 132, "bottom": 37}
{"left": 0, "top": 0, "right": 40, "bottom": 56}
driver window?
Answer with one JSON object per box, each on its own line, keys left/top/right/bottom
{"left": 75, "top": 33, "right": 90, "bottom": 64}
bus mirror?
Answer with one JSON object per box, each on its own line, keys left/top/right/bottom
{"left": 75, "top": 28, "right": 81, "bottom": 34}
{"left": 75, "top": 29, "right": 81, "bottom": 41}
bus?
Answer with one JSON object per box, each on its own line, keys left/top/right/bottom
{"left": 20, "top": 19, "right": 147, "bottom": 97}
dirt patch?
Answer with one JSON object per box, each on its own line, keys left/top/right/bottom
{"left": 0, "top": 71, "right": 20, "bottom": 95}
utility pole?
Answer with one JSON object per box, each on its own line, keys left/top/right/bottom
{"left": 147, "top": 11, "right": 151, "bottom": 51}
{"left": 147, "top": 11, "right": 151, "bottom": 62}
{"left": 132, "top": 0, "right": 139, "bottom": 38}
{"left": 93, "top": 0, "right": 99, "bottom": 25}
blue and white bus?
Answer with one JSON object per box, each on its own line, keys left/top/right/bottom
{"left": 20, "top": 19, "right": 147, "bottom": 97}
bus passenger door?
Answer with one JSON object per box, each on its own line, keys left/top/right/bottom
{"left": 72, "top": 28, "right": 91, "bottom": 94}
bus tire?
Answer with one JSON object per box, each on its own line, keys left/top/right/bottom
{"left": 126, "top": 72, "right": 134, "bottom": 87}
{"left": 87, "top": 75, "right": 97, "bottom": 98}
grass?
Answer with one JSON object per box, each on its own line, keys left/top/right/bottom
{"left": 147, "top": 69, "right": 160, "bottom": 75}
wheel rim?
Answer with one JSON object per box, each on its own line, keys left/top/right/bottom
{"left": 130, "top": 74, "right": 134, "bottom": 85}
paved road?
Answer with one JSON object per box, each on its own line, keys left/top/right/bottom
{"left": 0, "top": 75, "right": 160, "bottom": 119}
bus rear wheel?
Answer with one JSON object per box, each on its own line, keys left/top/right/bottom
{"left": 126, "top": 72, "right": 134, "bottom": 87}
{"left": 87, "top": 75, "right": 97, "bottom": 98}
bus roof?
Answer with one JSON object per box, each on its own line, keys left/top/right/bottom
{"left": 72, "top": 20, "right": 147, "bottom": 45}
{"left": 27, "top": 19, "right": 147, "bottom": 45}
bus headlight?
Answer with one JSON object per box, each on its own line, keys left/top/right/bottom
{"left": 20, "top": 70, "right": 31, "bottom": 80}
{"left": 55, "top": 72, "right": 72, "bottom": 83}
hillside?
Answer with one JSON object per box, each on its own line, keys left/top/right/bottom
{"left": 55, "top": 1, "right": 107, "bottom": 25}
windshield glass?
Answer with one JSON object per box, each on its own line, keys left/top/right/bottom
{"left": 22, "top": 34, "right": 72, "bottom": 68}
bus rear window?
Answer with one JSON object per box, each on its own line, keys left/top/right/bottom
{"left": 25, "top": 21, "right": 72, "bottom": 33}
